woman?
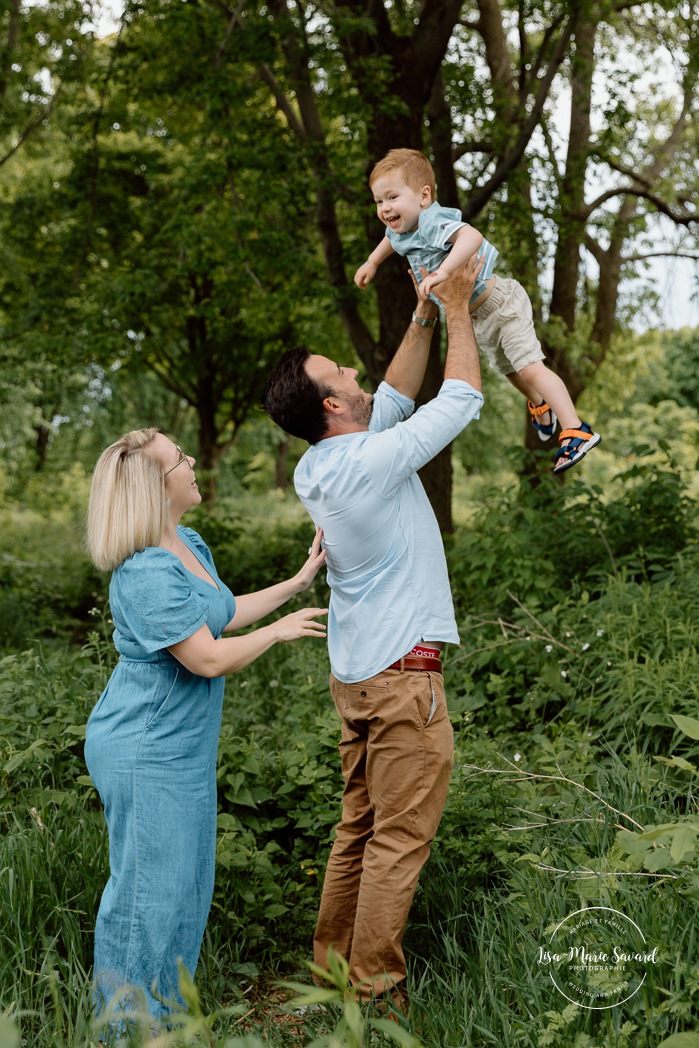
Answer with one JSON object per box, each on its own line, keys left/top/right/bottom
{"left": 84, "top": 428, "right": 327, "bottom": 1020}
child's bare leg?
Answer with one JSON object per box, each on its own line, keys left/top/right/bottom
{"left": 506, "top": 370, "right": 556, "bottom": 430}
{"left": 514, "top": 361, "right": 580, "bottom": 434}
{"left": 513, "top": 361, "right": 601, "bottom": 472}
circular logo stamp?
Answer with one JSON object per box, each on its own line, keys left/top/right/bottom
{"left": 536, "top": 906, "right": 659, "bottom": 1010}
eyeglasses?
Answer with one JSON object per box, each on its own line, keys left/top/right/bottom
{"left": 164, "top": 445, "right": 190, "bottom": 477}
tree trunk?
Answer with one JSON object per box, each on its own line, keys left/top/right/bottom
{"left": 33, "top": 422, "right": 50, "bottom": 471}
{"left": 196, "top": 377, "right": 222, "bottom": 504}
{"left": 260, "top": 0, "right": 467, "bottom": 529}
{"left": 549, "top": 19, "right": 595, "bottom": 335}
{"left": 416, "top": 329, "right": 453, "bottom": 531}
{"left": 274, "top": 435, "right": 289, "bottom": 491}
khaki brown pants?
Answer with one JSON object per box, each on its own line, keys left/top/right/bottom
{"left": 313, "top": 666, "right": 454, "bottom": 997}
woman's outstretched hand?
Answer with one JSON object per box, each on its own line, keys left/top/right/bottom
{"left": 294, "top": 527, "right": 327, "bottom": 592}
{"left": 275, "top": 606, "right": 328, "bottom": 642}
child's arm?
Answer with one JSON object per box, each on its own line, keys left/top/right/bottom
{"left": 420, "top": 226, "right": 483, "bottom": 299}
{"left": 354, "top": 237, "right": 396, "bottom": 289}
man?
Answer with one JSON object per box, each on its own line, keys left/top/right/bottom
{"left": 262, "top": 258, "right": 483, "bottom": 1005}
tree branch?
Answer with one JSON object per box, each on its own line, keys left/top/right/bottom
{"left": 215, "top": 0, "right": 246, "bottom": 64}
{"left": 519, "top": 9, "right": 567, "bottom": 103}
{"left": 0, "top": 0, "right": 20, "bottom": 101}
{"left": 582, "top": 233, "right": 604, "bottom": 265}
{"left": 584, "top": 185, "right": 698, "bottom": 226}
{"left": 463, "top": 9, "right": 577, "bottom": 218}
{"left": 0, "top": 87, "right": 61, "bottom": 168}
{"left": 256, "top": 62, "right": 306, "bottom": 138}
{"left": 622, "top": 250, "right": 699, "bottom": 263}
{"left": 594, "top": 151, "right": 656, "bottom": 188}
{"left": 453, "top": 139, "right": 495, "bottom": 159}
{"left": 262, "top": 0, "right": 377, "bottom": 365}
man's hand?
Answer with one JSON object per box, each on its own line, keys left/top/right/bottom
{"left": 431, "top": 253, "right": 484, "bottom": 309}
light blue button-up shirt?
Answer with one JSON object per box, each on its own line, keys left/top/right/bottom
{"left": 294, "top": 378, "right": 483, "bottom": 683}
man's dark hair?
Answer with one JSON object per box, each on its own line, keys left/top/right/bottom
{"left": 263, "top": 345, "right": 332, "bottom": 445}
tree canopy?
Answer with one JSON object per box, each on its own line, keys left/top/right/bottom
{"left": 1, "top": 0, "right": 697, "bottom": 520}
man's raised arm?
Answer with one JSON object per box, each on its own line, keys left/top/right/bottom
{"left": 382, "top": 280, "right": 439, "bottom": 401}
{"left": 439, "top": 264, "right": 483, "bottom": 392}
{"left": 384, "top": 255, "right": 484, "bottom": 400}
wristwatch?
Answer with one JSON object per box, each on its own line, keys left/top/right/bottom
{"left": 411, "top": 311, "right": 437, "bottom": 328}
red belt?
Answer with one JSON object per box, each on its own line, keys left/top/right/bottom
{"left": 387, "top": 655, "right": 443, "bottom": 674}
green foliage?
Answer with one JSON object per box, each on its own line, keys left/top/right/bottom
{"left": 645, "top": 329, "right": 699, "bottom": 415}
{"left": 188, "top": 500, "right": 327, "bottom": 599}
{"left": 284, "top": 948, "right": 422, "bottom": 1048}
{"left": 448, "top": 445, "right": 698, "bottom": 621}
{"left": 0, "top": 480, "right": 104, "bottom": 648}
{"left": 0, "top": 645, "right": 109, "bottom": 1047}
{"left": 213, "top": 660, "right": 341, "bottom": 957}
{"left": 2, "top": 449, "right": 699, "bottom": 1042}
{"left": 406, "top": 738, "right": 699, "bottom": 1046}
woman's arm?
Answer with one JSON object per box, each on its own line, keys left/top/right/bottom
{"left": 224, "top": 527, "right": 326, "bottom": 632}
{"left": 168, "top": 607, "right": 328, "bottom": 679}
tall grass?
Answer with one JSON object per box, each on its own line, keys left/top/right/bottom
{"left": 3, "top": 697, "right": 698, "bottom": 1045}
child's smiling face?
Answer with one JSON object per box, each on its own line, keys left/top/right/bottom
{"left": 371, "top": 171, "right": 433, "bottom": 235}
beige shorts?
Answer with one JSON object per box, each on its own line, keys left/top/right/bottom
{"left": 470, "top": 276, "right": 544, "bottom": 375}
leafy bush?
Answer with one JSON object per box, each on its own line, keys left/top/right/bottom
{"left": 447, "top": 445, "right": 698, "bottom": 622}
{"left": 2, "top": 444, "right": 699, "bottom": 1044}
{"left": 188, "top": 498, "right": 325, "bottom": 599}
{"left": 0, "top": 474, "right": 105, "bottom": 649}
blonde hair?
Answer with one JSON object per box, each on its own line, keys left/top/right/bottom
{"left": 369, "top": 148, "right": 436, "bottom": 200}
{"left": 87, "top": 428, "right": 167, "bottom": 572}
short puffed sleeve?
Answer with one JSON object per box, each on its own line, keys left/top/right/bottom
{"left": 109, "top": 547, "right": 209, "bottom": 654}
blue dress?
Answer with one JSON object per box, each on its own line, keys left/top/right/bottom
{"left": 84, "top": 526, "right": 236, "bottom": 1019}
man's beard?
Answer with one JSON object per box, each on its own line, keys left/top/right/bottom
{"left": 347, "top": 391, "right": 374, "bottom": 427}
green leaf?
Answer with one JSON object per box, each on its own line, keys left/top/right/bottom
{"left": 670, "top": 714, "right": 699, "bottom": 741}
{"left": 670, "top": 825, "right": 698, "bottom": 863}
{"left": 639, "top": 823, "right": 681, "bottom": 841}
{"left": 655, "top": 755, "right": 697, "bottom": 772}
{"left": 370, "top": 1017, "right": 424, "bottom": 1045}
{"left": 64, "top": 724, "right": 86, "bottom": 736}
{"left": 263, "top": 902, "right": 288, "bottom": 918}
{"left": 0, "top": 1015, "right": 20, "bottom": 1048}
{"left": 643, "top": 847, "right": 674, "bottom": 872}
{"left": 282, "top": 985, "right": 339, "bottom": 1007}
{"left": 656, "top": 1034, "right": 699, "bottom": 1048}
{"left": 616, "top": 829, "right": 652, "bottom": 855}
{"left": 4, "top": 739, "right": 49, "bottom": 773}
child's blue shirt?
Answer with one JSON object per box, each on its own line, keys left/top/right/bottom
{"left": 385, "top": 201, "right": 499, "bottom": 302}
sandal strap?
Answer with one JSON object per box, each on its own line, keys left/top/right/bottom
{"left": 558, "top": 426, "right": 591, "bottom": 444}
{"left": 528, "top": 400, "right": 552, "bottom": 418}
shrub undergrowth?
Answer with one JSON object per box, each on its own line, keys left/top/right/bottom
{"left": 1, "top": 449, "right": 698, "bottom": 1045}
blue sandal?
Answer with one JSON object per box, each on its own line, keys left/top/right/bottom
{"left": 528, "top": 400, "right": 557, "bottom": 441}
{"left": 553, "top": 422, "right": 601, "bottom": 473}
